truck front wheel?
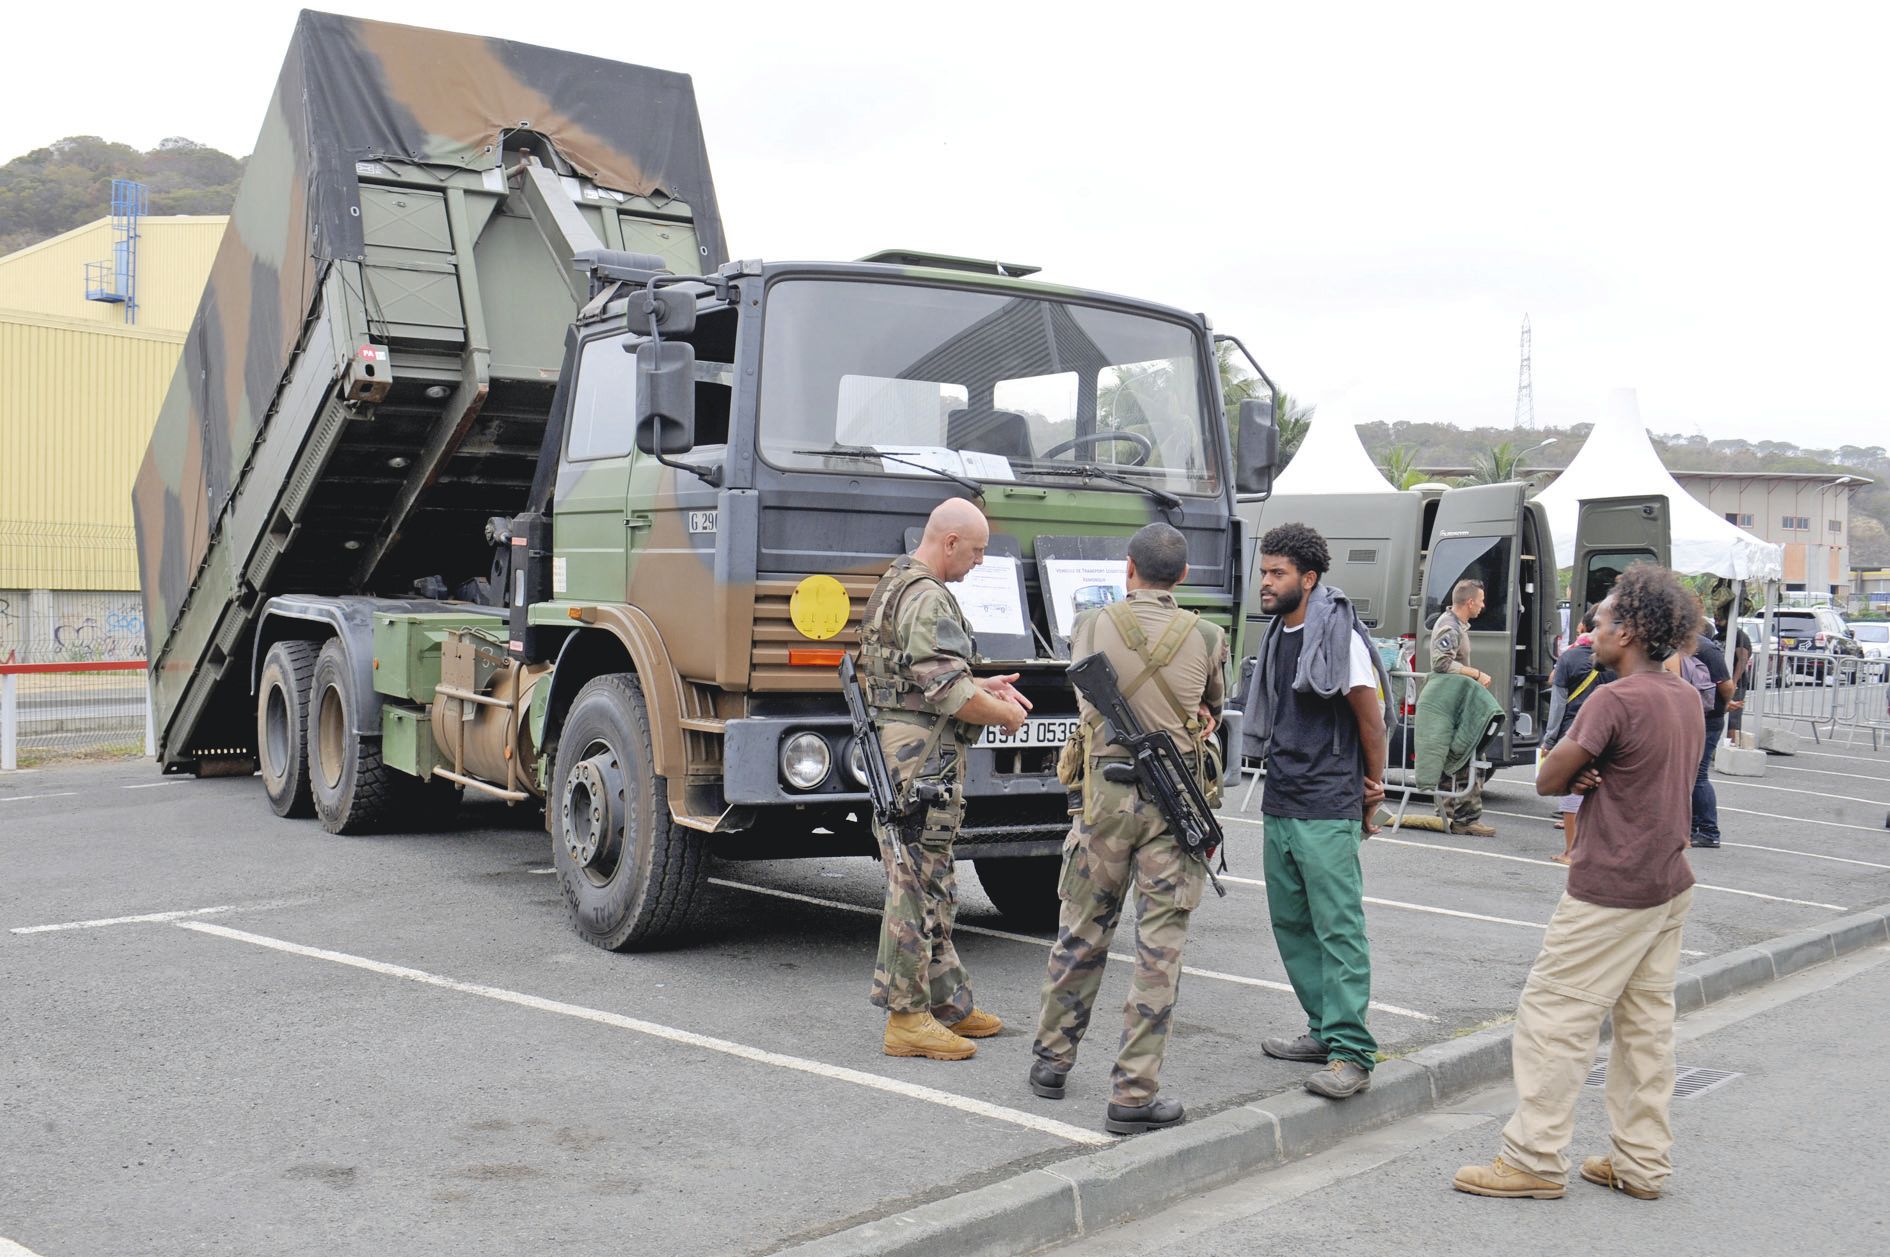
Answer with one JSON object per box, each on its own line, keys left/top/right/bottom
{"left": 552, "top": 673, "right": 706, "bottom": 950}
{"left": 974, "top": 855, "right": 1064, "bottom": 930}
{"left": 307, "top": 639, "right": 398, "bottom": 834}
{"left": 257, "top": 640, "right": 318, "bottom": 818}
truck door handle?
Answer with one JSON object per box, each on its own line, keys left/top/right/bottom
{"left": 626, "top": 514, "right": 653, "bottom": 530}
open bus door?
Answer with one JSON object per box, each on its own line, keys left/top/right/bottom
{"left": 1571, "top": 496, "right": 1673, "bottom": 613}
{"left": 1418, "top": 482, "right": 1551, "bottom": 766}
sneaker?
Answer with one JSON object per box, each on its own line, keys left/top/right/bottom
{"left": 1580, "top": 1156, "right": 1659, "bottom": 1199}
{"left": 1304, "top": 1059, "right": 1371, "bottom": 1098}
{"left": 1689, "top": 836, "right": 1720, "bottom": 849}
{"left": 1027, "top": 1060, "right": 1070, "bottom": 1100}
{"left": 1104, "top": 1095, "right": 1185, "bottom": 1134}
{"left": 1449, "top": 821, "right": 1498, "bottom": 838}
{"left": 1452, "top": 1156, "right": 1565, "bottom": 1199}
{"left": 1261, "top": 1032, "right": 1330, "bottom": 1063}
{"left": 942, "top": 1007, "right": 1004, "bottom": 1038}
{"left": 883, "top": 1011, "right": 976, "bottom": 1060}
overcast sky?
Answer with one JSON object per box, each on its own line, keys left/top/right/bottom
{"left": 8, "top": 1, "right": 1885, "bottom": 449}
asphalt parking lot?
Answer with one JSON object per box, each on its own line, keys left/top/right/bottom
{"left": 4, "top": 725, "right": 1887, "bottom": 1256}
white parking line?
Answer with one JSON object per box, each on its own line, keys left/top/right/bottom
{"left": 121, "top": 781, "right": 184, "bottom": 789}
{"left": 0, "top": 792, "right": 78, "bottom": 804}
{"left": 1721, "top": 842, "right": 1890, "bottom": 870}
{"left": 177, "top": 920, "right": 1113, "bottom": 1147}
{"left": 1217, "top": 873, "right": 1550, "bottom": 931}
{"left": 11, "top": 905, "right": 237, "bottom": 934}
{"left": 709, "top": 878, "right": 1439, "bottom": 1023}
{"left": 1712, "top": 779, "right": 1889, "bottom": 807}
{"left": 1765, "top": 763, "right": 1890, "bottom": 784}
{"left": 1776, "top": 748, "right": 1890, "bottom": 767}
{"left": 1, "top": 1237, "right": 50, "bottom": 1256}
{"left": 1718, "top": 805, "right": 1888, "bottom": 835}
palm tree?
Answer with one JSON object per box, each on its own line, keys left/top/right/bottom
{"left": 1215, "top": 340, "right": 1269, "bottom": 412}
{"left": 1466, "top": 440, "right": 1527, "bottom": 485}
{"left": 1379, "top": 444, "right": 1428, "bottom": 490}
{"left": 1274, "top": 392, "right": 1314, "bottom": 463}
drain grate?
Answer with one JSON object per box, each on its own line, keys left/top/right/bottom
{"left": 1584, "top": 1059, "right": 1742, "bottom": 1099}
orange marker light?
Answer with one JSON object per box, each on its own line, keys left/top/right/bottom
{"left": 788, "top": 648, "right": 847, "bottom": 668}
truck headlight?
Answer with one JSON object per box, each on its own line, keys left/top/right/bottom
{"left": 846, "top": 736, "right": 870, "bottom": 786}
{"left": 781, "top": 732, "right": 832, "bottom": 791}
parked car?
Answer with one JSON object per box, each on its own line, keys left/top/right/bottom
{"left": 1851, "top": 621, "right": 1888, "bottom": 680}
{"left": 1770, "top": 608, "right": 1866, "bottom": 684}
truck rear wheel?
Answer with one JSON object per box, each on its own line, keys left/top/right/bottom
{"left": 974, "top": 855, "right": 1064, "bottom": 930}
{"left": 307, "top": 638, "right": 398, "bottom": 834}
{"left": 257, "top": 640, "right": 319, "bottom": 818}
{"left": 552, "top": 673, "right": 705, "bottom": 950}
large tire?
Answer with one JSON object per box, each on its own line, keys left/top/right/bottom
{"left": 307, "top": 638, "right": 399, "bottom": 835}
{"left": 257, "top": 640, "right": 319, "bottom": 818}
{"left": 975, "top": 854, "right": 1064, "bottom": 930}
{"left": 551, "top": 673, "right": 706, "bottom": 950}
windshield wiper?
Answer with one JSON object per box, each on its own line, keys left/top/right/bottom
{"left": 1023, "top": 463, "right": 1183, "bottom": 513}
{"left": 792, "top": 446, "right": 984, "bottom": 498}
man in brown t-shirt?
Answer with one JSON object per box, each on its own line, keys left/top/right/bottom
{"left": 1455, "top": 565, "right": 1705, "bottom": 1202}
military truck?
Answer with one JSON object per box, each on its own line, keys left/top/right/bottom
{"left": 134, "top": 12, "right": 1278, "bottom": 948}
{"left": 1235, "top": 483, "right": 1670, "bottom": 769}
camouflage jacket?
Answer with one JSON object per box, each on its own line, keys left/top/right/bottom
{"left": 1430, "top": 608, "right": 1474, "bottom": 675}
{"left": 861, "top": 556, "right": 981, "bottom": 783}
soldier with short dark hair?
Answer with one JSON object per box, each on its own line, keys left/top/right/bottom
{"left": 859, "top": 498, "right": 1031, "bottom": 1060}
{"left": 1429, "top": 577, "right": 1496, "bottom": 836}
{"left": 1029, "top": 522, "right": 1227, "bottom": 1134}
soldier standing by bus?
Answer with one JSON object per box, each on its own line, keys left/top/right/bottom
{"left": 1430, "top": 578, "right": 1498, "bottom": 836}
{"left": 858, "top": 498, "right": 1030, "bottom": 1060}
{"left": 1029, "top": 523, "right": 1227, "bottom": 1133}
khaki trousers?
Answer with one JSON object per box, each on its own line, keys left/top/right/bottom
{"left": 1501, "top": 887, "right": 1693, "bottom": 1190}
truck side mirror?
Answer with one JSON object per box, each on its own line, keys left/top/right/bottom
{"left": 1235, "top": 398, "right": 1279, "bottom": 496}
{"left": 634, "top": 339, "right": 696, "bottom": 455}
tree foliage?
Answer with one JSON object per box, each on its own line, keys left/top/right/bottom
{"left": 0, "top": 136, "right": 244, "bottom": 254}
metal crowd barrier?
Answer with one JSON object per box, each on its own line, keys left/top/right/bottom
{"left": 1747, "top": 646, "right": 1890, "bottom": 749}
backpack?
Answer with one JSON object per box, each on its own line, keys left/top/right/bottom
{"left": 1679, "top": 652, "right": 1715, "bottom": 710}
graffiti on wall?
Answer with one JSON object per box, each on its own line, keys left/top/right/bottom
{"left": 0, "top": 591, "right": 146, "bottom": 664}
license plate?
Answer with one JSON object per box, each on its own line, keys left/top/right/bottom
{"left": 978, "top": 717, "right": 1082, "bottom": 749}
{"left": 1780, "top": 638, "right": 1799, "bottom": 649}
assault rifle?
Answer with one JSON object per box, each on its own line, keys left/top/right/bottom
{"left": 838, "top": 654, "right": 941, "bottom": 866}
{"left": 1066, "top": 652, "right": 1227, "bottom": 897}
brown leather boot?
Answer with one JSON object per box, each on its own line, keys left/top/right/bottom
{"left": 883, "top": 1011, "right": 976, "bottom": 1060}
{"left": 943, "top": 1007, "right": 1003, "bottom": 1039}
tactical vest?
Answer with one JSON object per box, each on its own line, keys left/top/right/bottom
{"left": 856, "top": 556, "right": 969, "bottom": 801}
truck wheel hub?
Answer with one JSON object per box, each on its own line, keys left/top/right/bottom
{"left": 563, "top": 751, "right": 624, "bottom": 870}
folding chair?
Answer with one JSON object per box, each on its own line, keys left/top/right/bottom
{"left": 1389, "top": 711, "right": 1505, "bottom": 832}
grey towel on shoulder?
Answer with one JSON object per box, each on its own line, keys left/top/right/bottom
{"left": 1244, "top": 583, "right": 1394, "bottom": 757}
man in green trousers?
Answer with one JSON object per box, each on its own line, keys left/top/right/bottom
{"left": 1248, "top": 523, "right": 1389, "bottom": 1099}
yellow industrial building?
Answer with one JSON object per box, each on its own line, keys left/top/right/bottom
{"left": 0, "top": 214, "right": 224, "bottom": 592}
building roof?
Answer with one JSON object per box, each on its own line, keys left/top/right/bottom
{"left": 0, "top": 215, "right": 226, "bottom": 333}
{"left": 1668, "top": 469, "right": 1873, "bottom": 486}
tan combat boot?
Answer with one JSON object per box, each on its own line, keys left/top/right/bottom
{"left": 1580, "top": 1156, "right": 1659, "bottom": 1199}
{"left": 1451, "top": 1156, "right": 1565, "bottom": 1199}
{"left": 943, "top": 1007, "right": 1003, "bottom": 1039}
{"left": 884, "top": 1011, "right": 976, "bottom": 1060}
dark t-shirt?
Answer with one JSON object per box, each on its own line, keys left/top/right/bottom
{"left": 1262, "top": 626, "right": 1364, "bottom": 821}
{"left": 1732, "top": 628, "right": 1753, "bottom": 697}
{"left": 1564, "top": 671, "right": 1705, "bottom": 909}
{"left": 1550, "top": 642, "right": 1613, "bottom": 742}
{"left": 1693, "top": 633, "right": 1732, "bottom": 717}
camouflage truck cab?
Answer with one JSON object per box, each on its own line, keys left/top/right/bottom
{"left": 134, "top": 13, "right": 1279, "bottom": 949}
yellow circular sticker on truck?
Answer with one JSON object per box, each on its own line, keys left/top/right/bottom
{"left": 789, "top": 575, "right": 851, "bottom": 640}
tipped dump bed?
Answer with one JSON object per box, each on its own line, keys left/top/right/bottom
{"left": 132, "top": 9, "right": 724, "bottom": 767}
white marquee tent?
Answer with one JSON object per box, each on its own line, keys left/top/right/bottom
{"left": 1531, "top": 388, "right": 1783, "bottom": 580}
{"left": 1270, "top": 397, "right": 1398, "bottom": 495}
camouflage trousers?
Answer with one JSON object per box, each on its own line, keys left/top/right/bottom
{"left": 869, "top": 790, "right": 974, "bottom": 1022}
{"left": 1435, "top": 771, "right": 1485, "bottom": 827}
{"left": 1033, "top": 775, "right": 1207, "bottom": 1105}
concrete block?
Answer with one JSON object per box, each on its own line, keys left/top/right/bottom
{"left": 778, "top": 1169, "right": 1076, "bottom": 1257}
{"left": 1827, "top": 909, "right": 1890, "bottom": 958}
{"left": 1761, "top": 928, "right": 1838, "bottom": 978}
{"left": 1755, "top": 727, "right": 1799, "bottom": 755}
{"left": 1673, "top": 972, "right": 1707, "bottom": 1016}
{"left": 1403, "top": 1026, "right": 1513, "bottom": 1102}
{"left": 1714, "top": 744, "right": 1767, "bottom": 777}
{"left": 1687, "top": 947, "right": 1775, "bottom": 1005}
{"left": 1736, "top": 730, "right": 1757, "bottom": 750}
{"left": 1055, "top": 1105, "right": 1278, "bottom": 1233}
{"left": 1254, "top": 1060, "right": 1436, "bottom": 1161}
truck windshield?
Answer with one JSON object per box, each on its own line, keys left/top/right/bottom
{"left": 757, "top": 278, "right": 1218, "bottom": 495}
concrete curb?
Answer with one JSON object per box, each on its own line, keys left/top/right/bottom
{"left": 775, "top": 903, "right": 1890, "bottom": 1257}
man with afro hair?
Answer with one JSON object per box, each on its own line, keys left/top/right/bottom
{"left": 1455, "top": 564, "right": 1704, "bottom": 1203}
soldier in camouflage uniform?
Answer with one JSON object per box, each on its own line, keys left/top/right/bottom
{"left": 1029, "top": 523, "right": 1226, "bottom": 1134}
{"left": 859, "top": 498, "right": 1031, "bottom": 1060}
{"left": 1430, "top": 578, "right": 1497, "bottom": 836}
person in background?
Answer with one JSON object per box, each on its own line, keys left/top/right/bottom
{"left": 1453, "top": 564, "right": 1704, "bottom": 1203}
{"left": 1429, "top": 579, "right": 1496, "bottom": 836}
{"left": 1543, "top": 604, "right": 1613, "bottom": 865}
{"left": 1685, "top": 608, "right": 1735, "bottom": 850}
{"left": 1725, "top": 615, "right": 1752, "bottom": 744}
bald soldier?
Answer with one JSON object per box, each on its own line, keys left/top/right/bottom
{"left": 1430, "top": 578, "right": 1497, "bottom": 836}
{"left": 858, "top": 498, "right": 1032, "bottom": 1060}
